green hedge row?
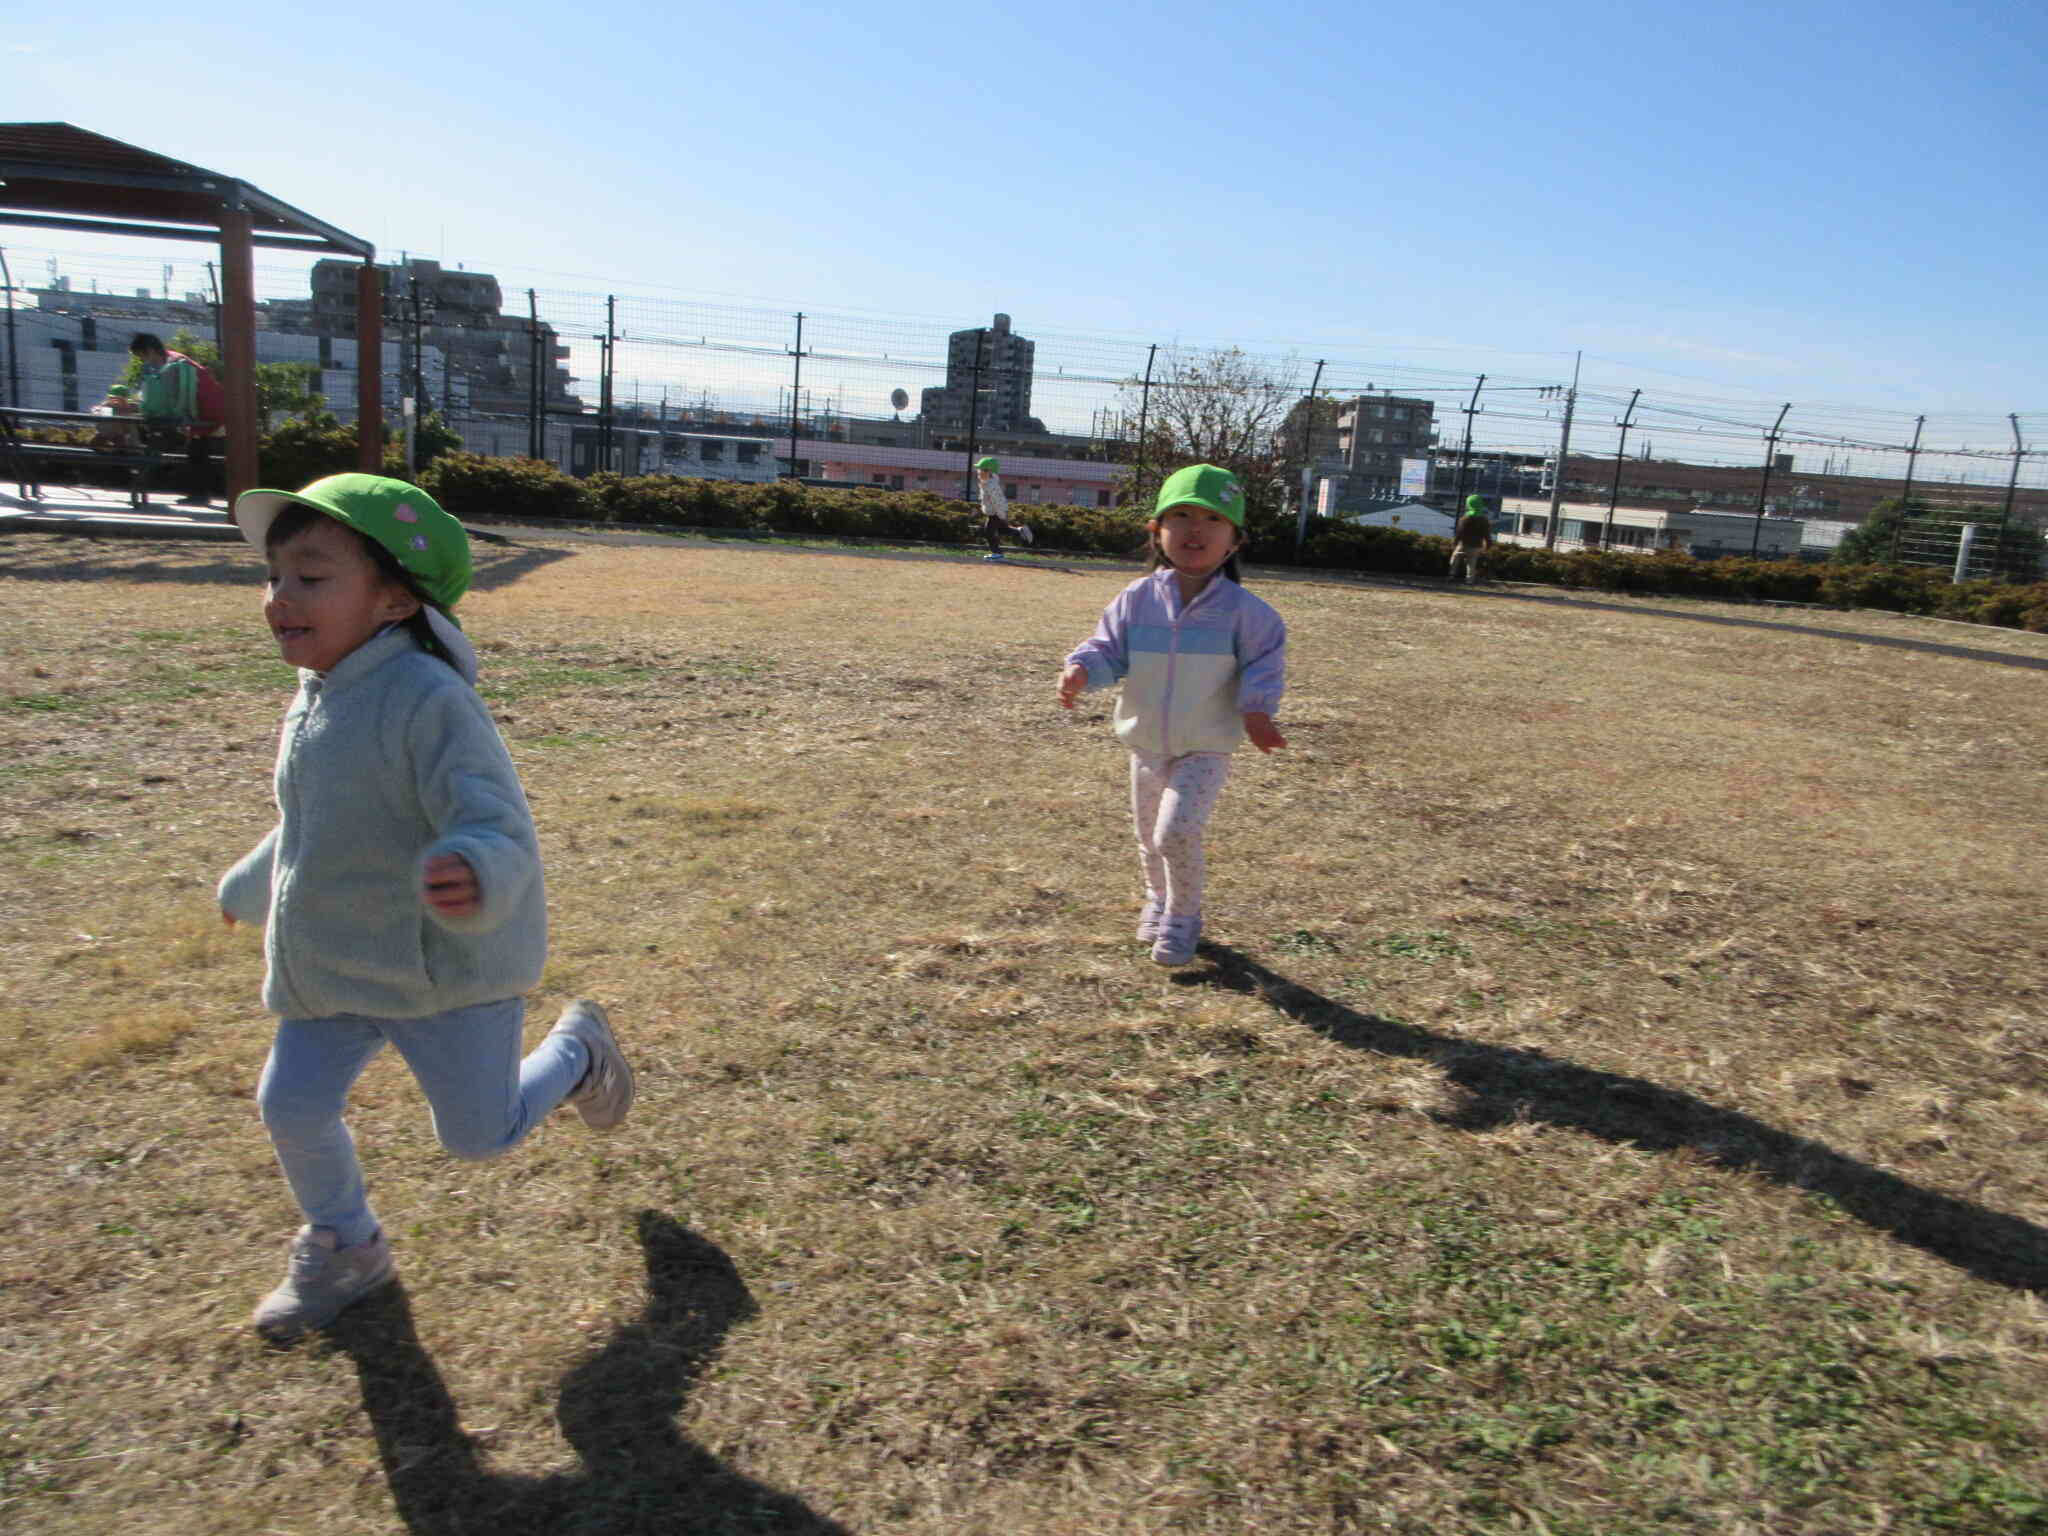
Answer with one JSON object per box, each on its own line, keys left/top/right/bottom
{"left": 412, "top": 454, "right": 2048, "bottom": 634}
{"left": 38, "top": 424, "right": 2043, "bottom": 635}
{"left": 413, "top": 452, "right": 1153, "bottom": 557}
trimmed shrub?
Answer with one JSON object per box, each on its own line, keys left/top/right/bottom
{"left": 418, "top": 452, "right": 595, "bottom": 523}
{"left": 242, "top": 444, "right": 2048, "bottom": 638}
{"left": 256, "top": 415, "right": 363, "bottom": 491}
{"left": 1815, "top": 563, "right": 1946, "bottom": 615}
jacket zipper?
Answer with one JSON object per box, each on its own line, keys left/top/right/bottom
{"left": 1160, "top": 575, "right": 1220, "bottom": 757}
{"left": 274, "top": 678, "right": 319, "bottom": 1012}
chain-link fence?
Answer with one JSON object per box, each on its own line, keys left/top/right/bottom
{"left": 5, "top": 241, "right": 2044, "bottom": 573}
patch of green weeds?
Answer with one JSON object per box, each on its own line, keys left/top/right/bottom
{"left": 1272, "top": 929, "right": 1343, "bottom": 955}
{"left": 1370, "top": 930, "right": 1472, "bottom": 962}
{"left": 5, "top": 691, "right": 90, "bottom": 714}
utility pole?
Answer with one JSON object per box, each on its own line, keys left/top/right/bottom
{"left": 1294, "top": 358, "right": 1325, "bottom": 554}
{"left": 962, "top": 328, "right": 988, "bottom": 500}
{"left": 1542, "top": 352, "right": 1581, "bottom": 548}
{"left": 1453, "top": 373, "right": 1485, "bottom": 510}
{"left": 206, "top": 261, "right": 223, "bottom": 358}
{"left": 1750, "top": 402, "right": 1792, "bottom": 555}
{"left": 1133, "top": 343, "right": 1158, "bottom": 504}
{"left": 1888, "top": 414, "right": 1926, "bottom": 562}
{"left": 410, "top": 276, "right": 427, "bottom": 423}
{"left": 785, "top": 312, "right": 805, "bottom": 478}
{"left": 1603, "top": 387, "right": 1641, "bottom": 546}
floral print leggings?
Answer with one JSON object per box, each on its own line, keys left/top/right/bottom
{"left": 1130, "top": 750, "right": 1233, "bottom": 919}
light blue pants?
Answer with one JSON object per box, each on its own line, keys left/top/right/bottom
{"left": 256, "top": 998, "right": 588, "bottom": 1249}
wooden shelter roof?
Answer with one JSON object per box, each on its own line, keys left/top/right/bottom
{"left": 0, "top": 122, "right": 372, "bottom": 256}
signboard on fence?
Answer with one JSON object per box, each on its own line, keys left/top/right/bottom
{"left": 1399, "top": 458, "right": 1429, "bottom": 498}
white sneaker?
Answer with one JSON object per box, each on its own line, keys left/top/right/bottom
{"left": 982, "top": 552, "right": 1006, "bottom": 563}
{"left": 1151, "top": 915, "right": 1202, "bottom": 967}
{"left": 552, "top": 1000, "right": 634, "bottom": 1130}
{"left": 1136, "top": 897, "right": 1164, "bottom": 943}
{"left": 252, "top": 1226, "right": 396, "bottom": 1339}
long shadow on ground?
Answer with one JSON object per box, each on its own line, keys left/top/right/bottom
{"left": 1188, "top": 944, "right": 2048, "bottom": 1295}
{"left": 328, "top": 1211, "right": 847, "bottom": 1536}
{"left": 0, "top": 537, "right": 565, "bottom": 593}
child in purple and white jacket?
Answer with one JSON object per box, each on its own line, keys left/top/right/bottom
{"left": 1058, "top": 464, "right": 1287, "bottom": 966}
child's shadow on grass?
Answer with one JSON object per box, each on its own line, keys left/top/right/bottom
{"left": 1190, "top": 944, "right": 2048, "bottom": 1296}
{"left": 329, "top": 1211, "right": 847, "bottom": 1535}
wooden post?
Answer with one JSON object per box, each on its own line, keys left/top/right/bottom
{"left": 216, "top": 207, "right": 260, "bottom": 501}
{"left": 356, "top": 260, "right": 383, "bottom": 472}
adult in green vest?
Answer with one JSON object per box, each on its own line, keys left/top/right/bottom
{"left": 130, "top": 332, "right": 225, "bottom": 507}
{"left": 1449, "top": 494, "right": 1495, "bottom": 585}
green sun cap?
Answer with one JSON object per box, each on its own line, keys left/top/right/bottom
{"left": 234, "top": 473, "right": 472, "bottom": 611}
{"left": 1154, "top": 463, "right": 1246, "bottom": 527}
{"left": 1465, "top": 494, "right": 1488, "bottom": 514}
{"left": 975, "top": 456, "right": 999, "bottom": 472}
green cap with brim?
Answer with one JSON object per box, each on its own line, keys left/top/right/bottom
{"left": 1465, "top": 494, "right": 1487, "bottom": 515}
{"left": 234, "top": 473, "right": 472, "bottom": 612}
{"left": 1154, "top": 462, "right": 1246, "bottom": 528}
{"left": 106, "top": 384, "right": 131, "bottom": 398}
{"left": 975, "top": 456, "right": 999, "bottom": 472}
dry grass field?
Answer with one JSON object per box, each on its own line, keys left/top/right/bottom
{"left": 2, "top": 528, "right": 2046, "bottom": 1535}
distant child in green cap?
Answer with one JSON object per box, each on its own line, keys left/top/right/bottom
{"left": 974, "top": 456, "right": 1033, "bottom": 562}
{"left": 216, "top": 473, "right": 633, "bottom": 1339}
{"left": 1450, "top": 494, "right": 1495, "bottom": 584}
{"left": 1057, "top": 463, "right": 1288, "bottom": 966}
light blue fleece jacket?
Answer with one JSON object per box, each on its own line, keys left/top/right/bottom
{"left": 217, "top": 627, "right": 547, "bottom": 1021}
{"left": 1066, "top": 568, "right": 1288, "bottom": 757}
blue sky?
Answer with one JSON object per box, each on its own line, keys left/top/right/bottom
{"left": 8, "top": 0, "right": 2047, "bottom": 467}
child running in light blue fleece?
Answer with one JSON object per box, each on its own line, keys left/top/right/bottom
{"left": 218, "top": 473, "right": 633, "bottom": 1339}
{"left": 1058, "top": 463, "right": 1288, "bottom": 966}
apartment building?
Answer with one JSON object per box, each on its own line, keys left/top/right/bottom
{"left": 919, "top": 313, "right": 1044, "bottom": 433}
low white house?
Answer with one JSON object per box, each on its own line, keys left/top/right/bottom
{"left": 1335, "top": 499, "right": 1458, "bottom": 537}
{"left": 1495, "top": 497, "right": 1806, "bottom": 560}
